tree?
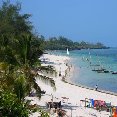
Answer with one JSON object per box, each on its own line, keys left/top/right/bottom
{"left": 0, "top": 34, "right": 56, "bottom": 101}
{"left": 0, "top": 1, "right": 56, "bottom": 116}
{"left": 44, "top": 36, "right": 108, "bottom": 50}
{"left": 0, "top": 91, "right": 30, "bottom": 117}
{"left": 0, "top": 1, "right": 33, "bottom": 36}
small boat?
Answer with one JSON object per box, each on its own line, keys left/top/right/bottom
{"left": 103, "top": 70, "right": 109, "bottom": 73}
{"left": 112, "top": 71, "right": 117, "bottom": 74}
{"left": 92, "top": 68, "right": 105, "bottom": 72}
{"left": 90, "top": 64, "right": 100, "bottom": 66}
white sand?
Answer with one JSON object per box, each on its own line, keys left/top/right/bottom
{"left": 28, "top": 54, "right": 117, "bottom": 117}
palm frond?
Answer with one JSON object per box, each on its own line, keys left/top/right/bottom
{"left": 32, "top": 79, "right": 41, "bottom": 99}
{"left": 14, "top": 74, "right": 28, "bottom": 101}
{"left": 36, "top": 74, "right": 56, "bottom": 91}
{"left": 38, "top": 65, "right": 57, "bottom": 75}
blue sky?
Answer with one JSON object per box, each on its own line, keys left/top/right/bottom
{"left": 1, "top": 0, "right": 117, "bottom": 47}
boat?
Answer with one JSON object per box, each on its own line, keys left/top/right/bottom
{"left": 92, "top": 68, "right": 105, "bottom": 71}
{"left": 97, "top": 70, "right": 110, "bottom": 73}
{"left": 90, "top": 64, "right": 100, "bottom": 67}
{"left": 103, "top": 70, "right": 110, "bottom": 73}
{"left": 67, "top": 48, "right": 69, "bottom": 55}
{"left": 112, "top": 71, "right": 117, "bottom": 74}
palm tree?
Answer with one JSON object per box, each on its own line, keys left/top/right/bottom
{"left": 15, "top": 34, "right": 56, "bottom": 99}
{"left": 0, "top": 34, "right": 56, "bottom": 101}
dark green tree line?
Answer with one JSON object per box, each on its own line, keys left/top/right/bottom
{"left": 44, "top": 36, "right": 108, "bottom": 50}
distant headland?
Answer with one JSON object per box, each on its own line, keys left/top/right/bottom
{"left": 44, "top": 36, "right": 109, "bottom": 50}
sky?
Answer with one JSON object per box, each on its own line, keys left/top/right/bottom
{"left": 1, "top": 0, "right": 117, "bottom": 47}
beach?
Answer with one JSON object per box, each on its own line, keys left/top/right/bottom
{"left": 1, "top": 1, "right": 117, "bottom": 117}
{"left": 28, "top": 54, "right": 117, "bottom": 117}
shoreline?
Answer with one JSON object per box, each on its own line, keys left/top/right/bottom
{"left": 29, "top": 53, "right": 117, "bottom": 117}
{"left": 64, "top": 80, "right": 117, "bottom": 97}
{"left": 60, "top": 55, "right": 117, "bottom": 97}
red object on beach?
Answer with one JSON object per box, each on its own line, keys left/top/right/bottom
{"left": 94, "top": 100, "right": 98, "bottom": 107}
{"left": 113, "top": 107, "right": 117, "bottom": 117}
{"left": 113, "top": 112, "right": 117, "bottom": 117}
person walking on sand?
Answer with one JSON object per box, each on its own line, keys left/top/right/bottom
{"left": 95, "top": 84, "right": 98, "bottom": 91}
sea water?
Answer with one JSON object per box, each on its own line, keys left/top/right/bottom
{"left": 49, "top": 48, "right": 117, "bottom": 93}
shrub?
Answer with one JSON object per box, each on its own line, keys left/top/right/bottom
{"left": 0, "top": 91, "right": 30, "bottom": 117}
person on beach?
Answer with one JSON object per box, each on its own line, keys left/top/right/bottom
{"left": 95, "top": 84, "right": 98, "bottom": 91}
{"left": 59, "top": 71, "right": 61, "bottom": 76}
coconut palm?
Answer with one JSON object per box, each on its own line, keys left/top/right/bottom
{"left": 0, "top": 34, "right": 56, "bottom": 101}
{"left": 0, "top": 1, "right": 54, "bottom": 116}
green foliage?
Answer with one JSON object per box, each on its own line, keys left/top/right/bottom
{"left": 0, "top": 91, "right": 30, "bottom": 117}
{"left": 0, "top": 33, "right": 55, "bottom": 101}
{"left": 0, "top": 1, "right": 32, "bottom": 36}
{"left": 14, "top": 74, "right": 28, "bottom": 101}
{"left": 13, "top": 34, "right": 43, "bottom": 66}
{"left": 0, "top": 1, "right": 55, "bottom": 116}
{"left": 40, "top": 110, "right": 50, "bottom": 117}
{"left": 44, "top": 36, "right": 108, "bottom": 50}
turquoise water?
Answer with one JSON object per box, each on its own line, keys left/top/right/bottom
{"left": 49, "top": 48, "right": 117, "bottom": 93}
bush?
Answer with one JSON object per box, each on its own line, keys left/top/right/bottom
{"left": 0, "top": 91, "right": 30, "bottom": 117}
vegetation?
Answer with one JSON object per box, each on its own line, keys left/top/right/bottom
{"left": 0, "top": 1, "right": 32, "bottom": 36}
{"left": 44, "top": 36, "right": 109, "bottom": 50}
{"left": 0, "top": 1, "right": 55, "bottom": 116}
{"left": 0, "top": 91, "right": 30, "bottom": 117}
{"left": 0, "top": 1, "right": 109, "bottom": 116}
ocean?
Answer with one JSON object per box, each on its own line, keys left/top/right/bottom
{"left": 49, "top": 48, "right": 117, "bottom": 93}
